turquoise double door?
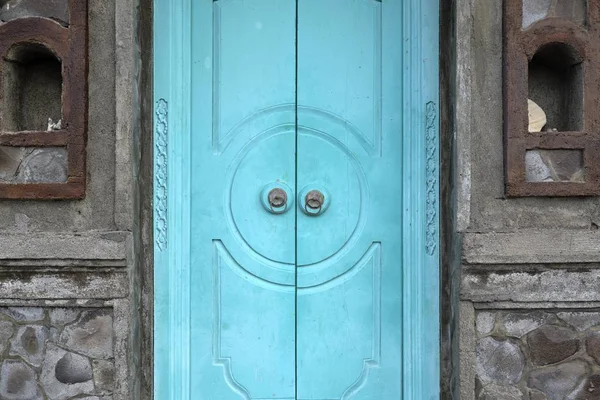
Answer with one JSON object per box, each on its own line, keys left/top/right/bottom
{"left": 190, "top": 1, "right": 407, "bottom": 398}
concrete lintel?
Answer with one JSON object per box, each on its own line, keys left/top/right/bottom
{"left": 462, "top": 269, "right": 600, "bottom": 302}
{"left": 0, "top": 231, "right": 130, "bottom": 265}
{"left": 463, "top": 230, "right": 600, "bottom": 264}
{"left": 0, "top": 271, "right": 128, "bottom": 299}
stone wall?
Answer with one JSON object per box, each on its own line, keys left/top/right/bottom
{"left": 455, "top": 0, "right": 600, "bottom": 399}
{"left": 0, "top": 0, "right": 141, "bottom": 399}
{"left": 475, "top": 310, "right": 600, "bottom": 399}
{"left": 0, "top": 307, "right": 115, "bottom": 400}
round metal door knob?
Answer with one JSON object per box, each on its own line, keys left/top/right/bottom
{"left": 261, "top": 182, "right": 293, "bottom": 215}
{"left": 305, "top": 190, "right": 324, "bottom": 211}
{"left": 268, "top": 188, "right": 287, "bottom": 209}
{"left": 299, "top": 185, "right": 330, "bottom": 216}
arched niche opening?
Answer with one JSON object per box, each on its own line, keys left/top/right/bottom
{"left": 528, "top": 42, "right": 584, "bottom": 132}
{"left": 1, "top": 42, "right": 63, "bottom": 132}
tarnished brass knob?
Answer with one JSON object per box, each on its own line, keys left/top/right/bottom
{"left": 268, "top": 188, "right": 287, "bottom": 209}
{"left": 305, "top": 190, "right": 324, "bottom": 210}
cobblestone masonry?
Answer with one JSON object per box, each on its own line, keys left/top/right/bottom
{"left": 475, "top": 310, "right": 600, "bottom": 400}
{"left": 0, "top": 307, "right": 114, "bottom": 400}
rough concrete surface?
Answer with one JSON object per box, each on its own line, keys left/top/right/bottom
{"left": 473, "top": 310, "right": 600, "bottom": 400}
{"left": 0, "top": 0, "right": 118, "bottom": 232}
{"left": 0, "top": 307, "right": 114, "bottom": 399}
{"left": 457, "top": 0, "right": 600, "bottom": 230}
{"left": 456, "top": 0, "right": 600, "bottom": 399}
{"left": 0, "top": 0, "right": 139, "bottom": 398}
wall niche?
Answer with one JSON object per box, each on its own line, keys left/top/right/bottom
{"left": 1, "top": 42, "right": 63, "bottom": 133}
{"left": 0, "top": 0, "right": 87, "bottom": 200}
{"left": 528, "top": 42, "right": 583, "bottom": 132}
{"left": 504, "top": 0, "right": 600, "bottom": 196}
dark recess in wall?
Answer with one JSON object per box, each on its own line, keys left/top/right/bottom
{"left": 528, "top": 42, "right": 583, "bottom": 132}
{"left": 440, "top": 0, "right": 460, "bottom": 398}
{"left": 1, "top": 42, "right": 62, "bottom": 132}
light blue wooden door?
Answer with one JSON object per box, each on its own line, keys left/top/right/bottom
{"left": 154, "top": 0, "right": 440, "bottom": 398}
{"left": 296, "top": 1, "right": 403, "bottom": 398}
{"left": 190, "top": 1, "right": 297, "bottom": 399}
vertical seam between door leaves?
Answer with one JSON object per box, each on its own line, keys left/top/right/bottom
{"left": 294, "top": 0, "right": 299, "bottom": 399}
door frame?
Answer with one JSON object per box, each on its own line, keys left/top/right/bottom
{"left": 152, "top": 1, "right": 440, "bottom": 398}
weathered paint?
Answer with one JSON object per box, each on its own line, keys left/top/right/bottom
{"left": 154, "top": 0, "right": 439, "bottom": 398}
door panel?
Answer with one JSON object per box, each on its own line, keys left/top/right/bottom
{"left": 156, "top": 0, "right": 439, "bottom": 398}
{"left": 190, "top": 1, "right": 296, "bottom": 398}
{"left": 296, "top": 1, "right": 403, "bottom": 398}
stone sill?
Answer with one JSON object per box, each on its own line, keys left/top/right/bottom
{"left": 0, "top": 231, "right": 130, "bottom": 268}
{"left": 462, "top": 268, "right": 600, "bottom": 303}
{"left": 463, "top": 230, "right": 600, "bottom": 265}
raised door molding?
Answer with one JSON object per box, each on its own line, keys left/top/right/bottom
{"left": 153, "top": 0, "right": 440, "bottom": 398}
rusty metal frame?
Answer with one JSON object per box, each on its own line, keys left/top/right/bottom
{"left": 504, "top": 0, "right": 600, "bottom": 196}
{"left": 0, "top": 0, "right": 88, "bottom": 199}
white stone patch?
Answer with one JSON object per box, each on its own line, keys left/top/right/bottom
{"left": 503, "top": 312, "right": 550, "bottom": 338}
{"left": 477, "top": 312, "right": 496, "bottom": 335}
{"left": 476, "top": 337, "right": 525, "bottom": 385}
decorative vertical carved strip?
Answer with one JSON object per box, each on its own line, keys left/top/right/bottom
{"left": 155, "top": 99, "right": 168, "bottom": 251}
{"left": 425, "top": 101, "right": 437, "bottom": 256}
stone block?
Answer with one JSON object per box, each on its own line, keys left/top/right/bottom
{"left": 503, "top": 311, "right": 551, "bottom": 338}
{"left": 59, "top": 310, "right": 113, "bottom": 359}
{"left": 9, "top": 325, "right": 49, "bottom": 367}
{"left": 558, "top": 312, "right": 600, "bottom": 332}
{"left": 55, "top": 351, "right": 93, "bottom": 384}
{"left": 0, "top": 307, "right": 116, "bottom": 399}
{"left": 0, "top": 148, "right": 69, "bottom": 184}
{"left": 41, "top": 344, "right": 94, "bottom": 400}
{"left": 527, "top": 325, "right": 580, "bottom": 366}
{"left": 528, "top": 360, "right": 589, "bottom": 400}
{"left": 469, "top": 310, "right": 600, "bottom": 400}
{"left": 0, "top": 359, "right": 42, "bottom": 400}
{"left": 476, "top": 336, "right": 524, "bottom": 385}
{"left": 476, "top": 312, "right": 495, "bottom": 335}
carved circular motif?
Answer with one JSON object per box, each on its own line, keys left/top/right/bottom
{"left": 224, "top": 106, "right": 369, "bottom": 290}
